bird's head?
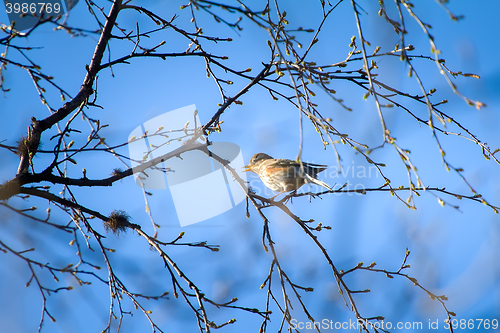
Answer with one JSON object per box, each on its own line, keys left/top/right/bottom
{"left": 244, "top": 153, "right": 273, "bottom": 172}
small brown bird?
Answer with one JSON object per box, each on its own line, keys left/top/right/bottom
{"left": 244, "top": 153, "right": 331, "bottom": 198}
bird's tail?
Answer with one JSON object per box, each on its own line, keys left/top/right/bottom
{"left": 304, "top": 173, "right": 332, "bottom": 191}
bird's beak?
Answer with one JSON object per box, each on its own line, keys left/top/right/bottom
{"left": 243, "top": 165, "right": 251, "bottom": 172}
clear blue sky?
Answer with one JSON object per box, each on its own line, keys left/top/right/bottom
{"left": 0, "top": 1, "right": 499, "bottom": 332}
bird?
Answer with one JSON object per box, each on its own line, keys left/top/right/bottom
{"left": 244, "top": 153, "right": 331, "bottom": 199}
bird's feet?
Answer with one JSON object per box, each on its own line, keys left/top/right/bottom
{"left": 283, "top": 190, "right": 298, "bottom": 204}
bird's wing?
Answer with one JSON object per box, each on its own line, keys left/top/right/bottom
{"left": 270, "top": 160, "right": 327, "bottom": 177}
{"left": 271, "top": 159, "right": 326, "bottom": 169}
{"left": 302, "top": 162, "right": 327, "bottom": 176}
{"left": 302, "top": 161, "right": 327, "bottom": 169}
{"left": 271, "top": 159, "right": 299, "bottom": 167}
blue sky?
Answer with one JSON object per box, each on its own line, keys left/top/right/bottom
{"left": 1, "top": 1, "right": 499, "bottom": 332}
